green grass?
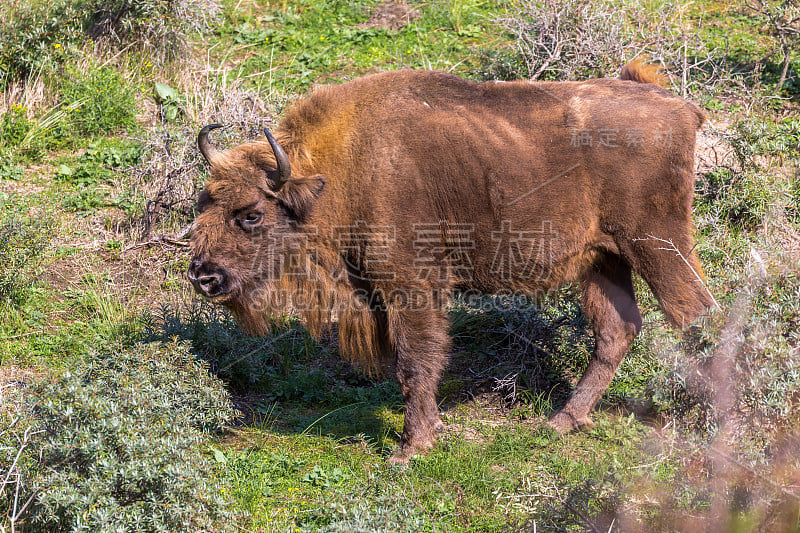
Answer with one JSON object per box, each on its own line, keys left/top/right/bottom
{"left": 688, "top": 0, "right": 800, "bottom": 93}
{"left": 212, "top": 415, "right": 658, "bottom": 531}
{"left": 216, "top": 0, "right": 510, "bottom": 93}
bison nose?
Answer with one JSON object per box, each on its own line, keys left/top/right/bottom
{"left": 187, "top": 259, "right": 229, "bottom": 297}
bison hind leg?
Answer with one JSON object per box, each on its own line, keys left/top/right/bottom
{"left": 549, "top": 252, "right": 642, "bottom": 433}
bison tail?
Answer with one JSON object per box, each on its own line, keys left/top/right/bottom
{"left": 619, "top": 58, "right": 666, "bottom": 87}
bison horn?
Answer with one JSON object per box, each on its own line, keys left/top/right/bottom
{"left": 198, "top": 123, "right": 224, "bottom": 165}
{"left": 264, "top": 127, "right": 291, "bottom": 189}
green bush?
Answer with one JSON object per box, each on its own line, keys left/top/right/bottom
{"left": 0, "top": 0, "right": 84, "bottom": 84}
{"left": 56, "top": 139, "right": 143, "bottom": 187}
{"left": 84, "top": 0, "right": 222, "bottom": 63}
{"left": 0, "top": 0, "right": 220, "bottom": 85}
{"left": 695, "top": 167, "right": 774, "bottom": 231}
{"left": 696, "top": 116, "right": 800, "bottom": 231}
{"left": 317, "top": 495, "right": 428, "bottom": 532}
{"left": 0, "top": 102, "right": 75, "bottom": 158}
{"left": 653, "top": 271, "right": 800, "bottom": 439}
{"left": 0, "top": 193, "right": 52, "bottom": 304}
{"left": 61, "top": 66, "right": 138, "bottom": 136}
{"left": 55, "top": 139, "right": 144, "bottom": 213}
{"left": 0, "top": 159, "right": 25, "bottom": 181}
{"left": 0, "top": 104, "right": 34, "bottom": 147}
{"left": 10, "top": 341, "right": 238, "bottom": 532}
{"left": 725, "top": 115, "right": 800, "bottom": 169}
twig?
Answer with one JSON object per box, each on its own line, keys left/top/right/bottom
{"left": 0, "top": 331, "right": 43, "bottom": 341}
{"left": 497, "top": 493, "right": 558, "bottom": 499}
{"left": 122, "top": 223, "right": 194, "bottom": 255}
{"left": 122, "top": 236, "right": 190, "bottom": 255}
{"left": 2, "top": 425, "right": 42, "bottom": 532}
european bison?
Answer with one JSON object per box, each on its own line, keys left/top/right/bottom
{"left": 188, "top": 62, "right": 713, "bottom": 463}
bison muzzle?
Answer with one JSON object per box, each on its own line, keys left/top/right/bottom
{"left": 189, "top": 63, "right": 713, "bottom": 463}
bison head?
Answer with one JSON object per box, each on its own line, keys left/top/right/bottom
{"left": 188, "top": 124, "right": 326, "bottom": 331}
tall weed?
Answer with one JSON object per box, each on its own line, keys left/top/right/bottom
{"left": 0, "top": 194, "right": 52, "bottom": 304}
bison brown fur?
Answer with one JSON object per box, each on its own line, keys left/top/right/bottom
{"left": 188, "top": 63, "right": 713, "bottom": 463}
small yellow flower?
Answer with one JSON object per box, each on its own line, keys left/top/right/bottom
{"left": 54, "top": 43, "right": 61, "bottom": 49}
{"left": 320, "top": 36, "right": 324, "bottom": 40}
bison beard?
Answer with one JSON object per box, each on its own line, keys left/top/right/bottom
{"left": 189, "top": 62, "right": 714, "bottom": 463}
{"left": 224, "top": 245, "right": 393, "bottom": 377}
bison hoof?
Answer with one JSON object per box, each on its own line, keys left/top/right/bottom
{"left": 548, "top": 412, "right": 596, "bottom": 434}
{"left": 388, "top": 444, "right": 429, "bottom": 465}
{"left": 388, "top": 449, "right": 414, "bottom": 466}
{"left": 389, "top": 434, "right": 437, "bottom": 464}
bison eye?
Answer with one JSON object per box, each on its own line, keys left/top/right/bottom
{"left": 238, "top": 212, "right": 264, "bottom": 231}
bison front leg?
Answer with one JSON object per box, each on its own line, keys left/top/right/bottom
{"left": 386, "top": 306, "right": 449, "bottom": 464}
{"left": 549, "top": 254, "right": 642, "bottom": 433}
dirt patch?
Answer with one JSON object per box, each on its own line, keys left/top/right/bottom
{"left": 694, "top": 118, "right": 734, "bottom": 177}
{"left": 359, "top": 1, "right": 419, "bottom": 31}
{"left": 0, "top": 178, "right": 47, "bottom": 196}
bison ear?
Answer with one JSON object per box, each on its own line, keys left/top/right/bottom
{"left": 276, "top": 174, "right": 326, "bottom": 221}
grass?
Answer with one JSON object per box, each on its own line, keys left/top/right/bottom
{"left": 213, "top": 413, "right": 657, "bottom": 532}
{"left": 0, "top": 0, "right": 798, "bottom": 531}
{"left": 215, "top": 0, "right": 510, "bottom": 93}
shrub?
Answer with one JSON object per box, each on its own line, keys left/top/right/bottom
{"left": 0, "top": 160, "right": 24, "bottom": 180}
{"left": 0, "top": 0, "right": 84, "bottom": 84}
{"left": 448, "top": 291, "right": 591, "bottom": 407}
{"left": 10, "top": 341, "right": 238, "bottom": 532}
{"left": 0, "top": 0, "right": 220, "bottom": 85}
{"left": 0, "top": 105, "right": 34, "bottom": 147}
{"left": 696, "top": 116, "right": 800, "bottom": 231}
{"left": 84, "top": 0, "right": 222, "bottom": 64}
{"left": 61, "top": 66, "right": 139, "bottom": 136}
{"left": 491, "top": 0, "right": 635, "bottom": 80}
{"left": 0, "top": 101, "right": 76, "bottom": 158}
{"left": 56, "top": 139, "right": 143, "bottom": 188}
{"left": 54, "top": 139, "right": 144, "bottom": 213}
{"left": 656, "top": 270, "right": 800, "bottom": 436}
{"left": 696, "top": 167, "right": 774, "bottom": 231}
{"left": 483, "top": 0, "right": 729, "bottom": 97}
{"left": 318, "top": 495, "right": 428, "bottom": 532}
{"left": 0, "top": 194, "right": 52, "bottom": 304}
{"left": 724, "top": 115, "right": 800, "bottom": 170}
